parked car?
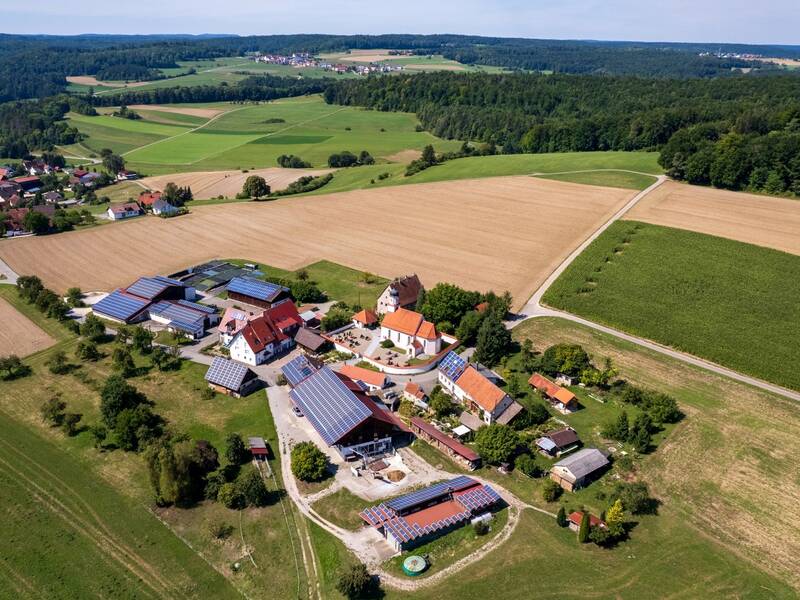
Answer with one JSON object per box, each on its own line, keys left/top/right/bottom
{"left": 292, "top": 404, "right": 304, "bottom": 417}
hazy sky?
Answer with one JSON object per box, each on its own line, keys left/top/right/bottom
{"left": 6, "top": 0, "right": 799, "bottom": 45}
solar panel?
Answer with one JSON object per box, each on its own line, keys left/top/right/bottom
{"left": 439, "top": 351, "right": 467, "bottom": 382}
{"left": 176, "top": 299, "right": 216, "bottom": 314}
{"left": 227, "top": 277, "right": 288, "bottom": 302}
{"left": 205, "top": 357, "right": 250, "bottom": 389}
{"left": 289, "top": 367, "right": 371, "bottom": 445}
{"left": 126, "top": 277, "right": 169, "bottom": 300}
{"left": 385, "top": 476, "right": 476, "bottom": 512}
{"left": 149, "top": 301, "right": 207, "bottom": 326}
{"left": 168, "top": 318, "right": 204, "bottom": 336}
{"left": 93, "top": 290, "right": 150, "bottom": 322}
{"left": 281, "top": 355, "right": 321, "bottom": 387}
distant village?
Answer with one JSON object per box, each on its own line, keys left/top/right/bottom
{"left": 249, "top": 51, "right": 406, "bottom": 75}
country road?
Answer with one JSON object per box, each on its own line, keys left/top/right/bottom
{"left": 513, "top": 173, "right": 800, "bottom": 404}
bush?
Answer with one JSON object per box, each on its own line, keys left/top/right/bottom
{"left": 321, "top": 308, "right": 351, "bottom": 332}
{"left": 47, "top": 350, "right": 71, "bottom": 374}
{"left": 609, "top": 481, "right": 658, "bottom": 515}
{"left": 380, "top": 339, "right": 394, "bottom": 349}
{"left": 272, "top": 173, "right": 333, "bottom": 197}
{"left": 291, "top": 441, "right": 329, "bottom": 482}
{"left": 556, "top": 505, "right": 567, "bottom": 527}
{"left": 514, "top": 453, "right": 541, "bottom": 478}
{"left": 40, "top": 396, "right": 66, "bottom": 426}
{"left": 236, "top": 466, "right": 270, "bottom": 507}
{"left": 224, "top": 433, "right": 249, "bottom": 465}
{"left": 75, "top": 340, "right": 100, "bottom": 361}
{"left": 61, "top": 412, "right": 82, "bottom": 436}
{"left": 428, "top": 387, "right": 454, "bottom": 418}
{"left": 541, "top": 478, "right": 562, "bottom": 502}
{"left": 277, "top": 154, "right": 312, "bottom": 168}
{"left": 473, "top": 519, "right": 490, "bottom": 535}
{"left": 275, "top": 373, "right": 288, "bottom": 386}
{"left": 0, "top": 355, "right": 31, "bottom": 380}
{"left": 218, "top": 483, "right": 245, "bottom": 509}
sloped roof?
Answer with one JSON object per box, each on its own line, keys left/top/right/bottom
{"left": 416, "top": 320, "right": 438, "bottom": 341}
{"left": 381, "top": 307, "right": 423, "bottom": 337}
{"left": 386, "top": 274, "right": 423, "bottom": 307}
{"left": 455, "top": 366, "right": 508, "bottom": 413}
{"left": 218, "top": 306, "right": 252, "bottom": 335}
{"left": 282, "top": 354, "right": 322, "bottom": 386}
{"left": 227, "top": 276, "right": 288, "bottom": 302}
{"left": 529, "top": 373, "right": 577, "bottom": 405}
{"left": 238, "top": 313, "right": 286, "bottom": 353}
{"left": 547, "top": 428, "right": 580, "bottom": 448}
{"left": 294, "top": 327, "right": 327, "bottom": 352}
{"left": 410, "top": 417, "right": 479, "bottom": 462}
{"left": 265, "top": 299, "right": 302, "bottom": 331}
{"left": 352, "top": 308, "right": 378, "bottom": 325}
{"left": 339, "top": 364, "right": 386, "bottom": 388}
{"left": 205, "top": 356, "right": 255, "bottom": 390}
{"left": 495, "top": 400, "right": 524, "bottom": 425}
{"left": 553, "top": 448, "right": 609, "bottom": 480}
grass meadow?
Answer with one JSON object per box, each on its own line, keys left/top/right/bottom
{"left": 543, "top": 221, "right": 800, "bottom": 391}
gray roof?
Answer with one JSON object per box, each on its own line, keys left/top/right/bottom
{"left": 294, "top": 327, "right": 327, "bottom": 351}
{"left": 553, "top": 448, "right": 609, "bottom": 480}
{"left": 459, "top": 411, "right": 485, "bottom": 431}
{"left": 495, "top": 401, "right": 524, "bottom": 425}
{"left": 205, "top": 356, "right": 255, "bottom": 390}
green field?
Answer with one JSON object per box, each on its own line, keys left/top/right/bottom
{"left": 535, "top": 170, "right": 657, "bottom": 190}
{"left": 543, "top": 221, "right": 800, "bottom": 391}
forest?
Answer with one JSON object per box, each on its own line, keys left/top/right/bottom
{"left": 325, "top": 71, "right": 800, "bottom": 195}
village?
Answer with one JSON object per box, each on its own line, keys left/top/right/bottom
{"left": 67, "top": 260, "right": 674, "bottom": 575}
{"left": 249, "top": 51, "right": 406, "bottom": 75}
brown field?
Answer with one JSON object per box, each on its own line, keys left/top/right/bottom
{"left": 138, "top": 167, "right": 333, "bottom": 198}
{"left": 0, "top": 177, "right": 634, "bottom": 308}
{"left": 0, "top": 297, "right": 54, "bottom": 357}
{"left": 66, "top": 76, "right": 153, "bottom": 89}
{"left": 752, "top": 56, "right": 800, "bottom": 68}
{"left": 625, "top": 180, "right": 800, "bottom": 255}
{"left": 127, "top": 104, "right": 223, "bottom": 119}
{"left": 383, "top": 149, "right": 421, "bottom": 163}
{"left": 321, "top": 49, "right": 398, "bottom": 62}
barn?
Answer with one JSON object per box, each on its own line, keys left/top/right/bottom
{"left": 226, "top": 276, "right": 291, "bottom": 309}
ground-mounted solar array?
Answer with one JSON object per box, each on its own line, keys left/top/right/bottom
{"left": 227, "top": 276, "right": 288, "bottom": 302}
{"left": 205, "top": 356, "right": 251, "bottom": 389}
{"left": 281, "top": 354, "right": 320, "bottom": 387}
{"left": 289, "top": 366, "right": 371, "bottom": 445}
{"left": 439, "top": 351, "right": 468, "bottom": 382}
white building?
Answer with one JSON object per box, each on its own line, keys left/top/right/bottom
{"left": 380, "top": 308, "right": 441, "bottom": 358}
{"left": 107, "top": 202, "right": 142, "bottom": 220}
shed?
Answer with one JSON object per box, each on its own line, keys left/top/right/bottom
{"left": 247, "top": 436, "right": 272, "bottom": 460}
{"left": 550, "top": 448, "right": 609, "bottom": 492}
{"left": 294, "top": 327, "right": 329, "bottom": 355}
{"left": 410, "top": 417, "right": 481, "bottom": 470}
{"left": 204, "top": 357, "right": 260, "bottom": 398}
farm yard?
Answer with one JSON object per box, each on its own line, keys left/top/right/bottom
{"left": 543, "top": 221, "right": 800, "bottom": 391}
{"left": 624, "top": 180, "right": 800, "bottom": 256}
{"left": 0, "top": 176, "right": 636, "bottom": 308}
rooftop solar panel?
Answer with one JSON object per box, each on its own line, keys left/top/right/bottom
{"left": 282, "top": 355, "right": 320, "bottom": 387}
{"left": 439, "top": 351, "right": 468, "bottom": 382}
{"left": 126, "top": 277, "right": 169, "bottom": 300}
{"left": 168, "top": 318, "right": 204, "bottom": 335}
{"left": 205, "top": 356, "right": 250, "bottom": 389}
{"left": 289, "top": 367, "right": 371, "bottom": 445}
{"left": 227, "top": 277, "right": 288, "bottom": 302}
{"left": 176, "top": 299, "right": 216, "bottom": 314}
{"left": 385, "top": 476, "right": 476, "bottom": 512}
{"left": 93, "top": 289, "right": 150, "bottom": 322}
{"left": 149, "top": 301, "right": 207, "bottom": 326}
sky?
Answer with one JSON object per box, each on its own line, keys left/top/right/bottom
{"left": 5, "top": 0, "right": 799, "bottom": 46}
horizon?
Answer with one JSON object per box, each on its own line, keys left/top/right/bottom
{"left": 4, "top": 0, "right": 799, "bottom": 46}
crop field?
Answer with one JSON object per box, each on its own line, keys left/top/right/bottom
{"left": 0, "top": 296, "right": 54, "bottom": 357}
{"left": 625, "top": 180, "right": 800, "bottom": 256}
{"left": 543, "top": 221, "right": 800, "bottom": 390}
{"left": 139, "top": 166, "right": 332, "bottom": 198}
{"left": 67, "top": 95, "right": 461, "bottom": 174}
{"left": 0, "top": 177, "right": 634, "bottom": 308}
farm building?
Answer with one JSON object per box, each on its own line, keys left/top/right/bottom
{"left": 360, "top": 476, "right": 500, "bottom": 551}
{"left": 568, "top": 511, "right": 606, "bottom": 532}
{"left": 409, "top": 417, "right": 481, "bottom": 470}
{"left": 12, "top": 176, "right": 42, "bottom": 193}
{"left": 226, "top": 276, "right": 291, "bottom": 309}
{"left": 116, "top": 170, "right": 138, "bottom": 181}
{"left": 281, "top": 354, "right": 323, "bottom": 387}
{"left": 293, "top": 327, "right": 329, "bottom": 355}
{"left": 299, "top": 309, "right": 321, "bottom": 329}
{"left": 107, "top": 202, "right": 142, "bottom": 221}
{"left": 218, "top": 307, "right": 254, "bottom": 345}
{"left": 338, "top": 364, "right": 389, "bottom": 391}
{"left": 168, "top": 261, "right": 263, "bottom": 293}
{"left": 148, "top": 299, "right": 218, "bottom": 339}
{"left": 352, "top": 308, "right": 378, "bottom": 328}
{"left": 438, "top": 352, "right": 522, "bottom": 425}
{"left": 287, "top": 365, "right": 410, "bottom": 459}
{"left": 550, "top": 448, "right": 610, "bottom": 492}
{"left": 380, "top": 308, "right": 441, "bottom": 358}
{"left": 225, "top": 300, "right": 303, "bottom": 366}
{"left": 376, "top": 274, "right": 424, "bottom": 315}
{"left": 529, "top": 373, "right": 579, "bottom": 413}
{"left": 536, "top": 428, "right": 580, "bottom": 457}
{"left": 138, "top": 191, "right": 162, "bottom": 209}
{"left": 248, "top": 436, "right": 271, "bottom": 460}
{"left": 92, "top": 275, "right": 198, "bottom": 325}
{"left": 204, "top": 356, "right": 260, "bottom": 398}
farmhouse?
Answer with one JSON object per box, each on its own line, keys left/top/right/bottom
{"left": 529, "top": 373, "right": 578, "bottom": 413}
{"left": 226, "top": 276, "right": 291, "bottom": 309}
{"left": 352, "top": 308, "right": 378, "bottom": 329}
{"left": 138, "top": 191, "right": 162, "bottom": 209}
{"left": 376, "top": 274, "right": 423, "bottom": 315}
{"left": 284, "top": 363, "right": 410, "bottom": 458}
{"left": 92, "top": 275, "right": 197, "bottom": 324}
{"left": 204, "top": 356, "right": 260, "bottom": 398}
{"left": 117, "top": 170, "right": 138, "bottom": 181}
{"left": 550, "top": 448, "right": 610, "bottom": 492}
{"left": 536, "top": 427, "right": 580, "bottom": 457}
{"left": 360, "top": 476, "right": 500, "bottom": 551}
{"left": 409, "top": 417, "right": 481, "bottom": 470}
{"left": 438, "top": 351, "right": 521, "bottom": 425}
{"left": 338, "top": 364, "right": 389, "bottom": 391}
{"left": 227, "top": 313, "right": 292, "bottom": 366}
{"left": 380, "top": 308, "right": 441, "bottom": 358}
{"left": 568, "top": 511, "right": 606, "bottom": 532}
{"left": 107, "top": 202, "right": 142, "bottom": 221}
{"left": 151, "top": 198, "right": 178, "bottom": 216}
{"left": 43, "top": 191, "right": 63, "bottom": 204}
{"left": 217, "top": 307, "right": 253, "bottom": 345}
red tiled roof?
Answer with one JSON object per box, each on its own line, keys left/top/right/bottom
{"left": 138, "top": 191, "right": 162, "bottom": 206}
{"left": 404, "top": 382, "right": 425, "bottom": 400}
{"left": 381, "top": 307, "right": 438, "bottom": 341}
{"left": 386, "top": 274, "right": 423, "bottom": 307}
{"left": 568, "top": 512, "right": 605, "bottom": 528}
{"left": 352, "top": 308, "right": 378, "bottom": 325}
{"left": 410, "top": 417, "right": 480, "bottom": 461}
{"left": 455, "top": 366, "right": 508, "bottom": 412}
{"left": 265, "top": 300, "right": 302, "bottom": 332}
{"left": 239, "top": 314, "right": 286, "bottom": 353}
{"left": 339, "top": 365, "right": 386, "bottom": 388}
{"left": 529, "top": 373, "right": 577, "bottom": 405}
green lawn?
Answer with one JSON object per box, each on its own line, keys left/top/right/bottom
{"left": 310, "top": 488, "right": 367, "bottom": 530}
{"left": 535, "top": 170, "right": 657, "bottom": 190}
{"left": 543, "top": 221, "right": 800, "bottom": 391}
{"left": 227, "top": 258, "right": 388, "bottom": 307}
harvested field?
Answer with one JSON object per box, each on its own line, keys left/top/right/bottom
{"left": 65, "top": 76, "right": 153, "bottom": 89}
{"left": 0, "top": 297, "right": 54, "bottom": 356}
{"left": 383, "top": 149, "right": 421, "bottom": 163}
{"left": 139, "top": 167, "right": 333, "bottom": 198}
{"left": 127, "top": 104, "right": 223, "bottom": 119}
{"left": 0, "top": 177, "right": 634, "bottom": 308}
{"left": 625, "top": 180, "right": 800, "bottom": 255}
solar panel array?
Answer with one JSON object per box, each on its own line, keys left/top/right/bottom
{"left": 385, "top": 475, "right": 477, "bottom": 512}
{"left": 227, "top": 277, "right": 288, "bottom": 302}
{"left": 205, "top": 356, "right": 250, "bottom": 389}
{"left": 176, "top": 299, "right": 216, "bottom": 314}
{"left": 168, "top": 318, "right": 204, "bottom": 336}
{"left": 149, "top": 301, "right": 206, "bottom": 327}
{"left": 281, "top": 355, "right": 320, "bottom": 387}
{"left": 93, "top": 290, "right": 149, "bottom": 322}
{"left": 456, "top": 485, "right": 502, "bottom": 512}
{"left": 382, "top": 511, "right": 471, "bottom": 544}
{"left": 439, "top": 351, "right": 468, "bottom": 382}
{"left": 289, "top": 366, "right": 371, "bottom": 445}
{"left": 126, "top": 277, "right": 170, "bottom": 300}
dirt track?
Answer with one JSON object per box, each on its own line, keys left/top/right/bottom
{"left": 0, "top": 298, "right": 54, "bottom": 357}
{"left": 0, "top": 177, "right": 634, "bottom": 309}
{"left": 138, "top": 167, "right": 333, "bottom": 198}
{"left": 625, "top": 180, "right": 800, "bottom": 255}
